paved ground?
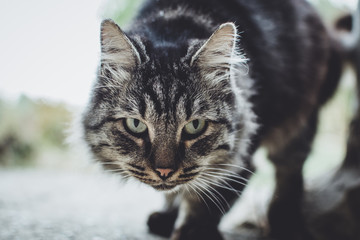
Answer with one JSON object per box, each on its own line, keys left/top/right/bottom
{"left": 0, "top": 168, "right": 268, "bottom": 240}
{"left": 0, "top": 169, "right": 165, "bottom": 240}
{"left": 1, "top": 165, "right": 359, "bottom": 240}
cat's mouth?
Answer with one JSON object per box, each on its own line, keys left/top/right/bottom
{"left": 152, "top": 183, "right": 177, "bottom": 191}
{"left": 124, "top": 163, "right": 200, "bottom": 191}
{"left": 149, "top": 176, "right": 199, "bottom": 191}
{"left": 151, "top": 178, "right": 195, "bottom": 191}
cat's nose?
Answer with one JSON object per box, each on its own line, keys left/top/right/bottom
{"left": 156, "top": 168, "right": 174, "bottom": 180}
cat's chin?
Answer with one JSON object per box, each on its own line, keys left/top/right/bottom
{"left": 152, "top": 183, "right": 181, "bottom": 192}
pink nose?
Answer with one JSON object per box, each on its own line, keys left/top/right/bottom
{"left": 156, "top": 168, "right": 174, "bottom": 178}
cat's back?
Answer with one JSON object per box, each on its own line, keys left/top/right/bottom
{"left": 133, "top": 0, "right": 335, "bottom": 139}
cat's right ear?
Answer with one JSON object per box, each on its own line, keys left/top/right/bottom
{"left": 189, "top": 23, "right": 247, "bottom": 86}
{"left": 100, "top": 19, "right": 141, "bottom": 69}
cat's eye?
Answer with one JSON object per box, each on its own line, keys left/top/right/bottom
{"left": 124, "top": 118, "right": 147, "bottom": 135}
{"left": 183, "top": 119, "right": 207, "bottom": 136}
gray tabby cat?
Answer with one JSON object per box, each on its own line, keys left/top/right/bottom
{"left": 82, "top": 0, "right": 359, "bottom": 239}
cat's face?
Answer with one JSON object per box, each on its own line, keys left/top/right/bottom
{"left": 83, "top": 20, "right": 255, "bottom": 191}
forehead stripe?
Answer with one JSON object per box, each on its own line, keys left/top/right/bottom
{"left": 144, "top": 86, "right": 163, "bottom": 116}
{"left": 138, "top": 97, "right": 147, "bottom": 118}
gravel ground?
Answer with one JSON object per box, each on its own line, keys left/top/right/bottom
{"left": 3, "top": 166, "right": 358, "bottom": 240}
{"left": 0, "top": 168, "right": 267, "bottom": 240}
{"left": 0, "top": 169, "right": 167, "bottom": 240}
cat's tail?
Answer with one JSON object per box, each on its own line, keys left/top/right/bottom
{"left": 336, "top": 1, "right": 360, "bottom": 168}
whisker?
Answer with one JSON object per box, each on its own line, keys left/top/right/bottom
{"left": 204, "top": 172, "right": 249, "bottom": 186}
{"left": 203, "top": 169, "right": 247, "bottom": 179}
{"left": 202, "top": 168, "right": 250, "bottom": 182}
{"left": 217, "top": 177, "right": 244, "bottom": 195}
{"left": 192, "top": 180, "right": 226, "bottom": 215}
{"left": 196, "top": 177, "right": 231, "bottom": 209}
{"left": 103, "top": 169, "right": 132, "bottom": 181}
{"left": 187, "top": 183, "right": 210, "bottom": 210}
{"left": 208, "top": 163, "right": 255, "bottom": 175}
{"left": 100, "top": 162, "right": 119, "bottom": 166}
{"left": 204, "top": 166, "right": 247, "bottom": 175}
{"left": 103, "top": 168, "right": 126, "bottom": 173}
{"left": 191, "top": 181, "right": 224, "bottom": 214}
{"left": 127, "top": 163, "right": 145, "bottom": 171}
{"left": 201, "top": 172, "right": 248, "bottom": 187}
{"left": 128, "top": 169, "right": 148, "bottom": 177}
{"left": 198, "top": 175, "right": 242, "bottom": 196}
{"left": 120, "top": 175, "right": 132, "bottom": 181}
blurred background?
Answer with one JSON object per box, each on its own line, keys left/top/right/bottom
{"left": 0, "top": 0, "right": 357, "bottom": 175}
{"left": 0, "top": 0, "right": 358, "bottom": 239}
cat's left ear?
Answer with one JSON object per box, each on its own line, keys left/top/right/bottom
{"left": 100, "top": 19, "right": 141, "bottom": 69}
{"left": 191, "top": 23, "right": 242, "bottom": 83}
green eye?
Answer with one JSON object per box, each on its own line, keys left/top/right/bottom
{"left": 184, "top": 119, "right": 207, "bottom": 135}
{"left": 125, "top": 118, "right": 147, "bottom": 134}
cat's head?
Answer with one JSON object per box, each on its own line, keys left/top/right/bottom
{"left": 82, "top": 19, "right": 256, "bottom": 191}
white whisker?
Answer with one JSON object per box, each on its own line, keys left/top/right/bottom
{"left": 218, "top": 177, "right": 244, "bottom": 195}
{"left": 198, "top": 175, "right": 242, "bottom": 196}
{"left": 201, "top": 172, "right": 248, "bottom": 187}
{"left": 103, "top": 168, "right": 124, "bottom": 173}
{"left": 209, "top": 163, "right": 255, "bottom": 175}
{"left": 192, "top": 180, "right": 226, "bottom": 215}
{"left": 187, "top": 183, "right": 210, "bottom": 210}
{"left": 202, "top": 168, "right": 249, "bottom": 182}
{"left": 196, "top": 177, "right": 231, "bottom": 209}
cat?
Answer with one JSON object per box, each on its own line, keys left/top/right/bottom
{"left": 81, "top": 0, "right": 358, "bottom": 239}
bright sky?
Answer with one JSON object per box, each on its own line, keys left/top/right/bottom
{"left": 0, "top": 0, "right": 104, "bottom": 106}
{"left": 0, "top": 0, "right": 358, "bottom": 106}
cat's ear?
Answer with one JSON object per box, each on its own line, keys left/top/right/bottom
{"left": 100, "top": 19, "right": 141, "bottom": 69}
{"left": 190, "top": 23, "right": 243, "bottom": 84}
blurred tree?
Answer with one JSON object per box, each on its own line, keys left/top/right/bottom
{"left": 0, "top": 96, "right": 71, "bottom": 167}
{"left": 100, "top": 0, "right": 144, "bottom": 26}
{"left": 310, "top": 0, "right": 352, "bottom": 24}
{"left": 98, "top": 0, "right": 357, "bottom": 28}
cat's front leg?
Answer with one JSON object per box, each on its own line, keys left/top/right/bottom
{"left": 267, "top": 113, "right": 318, "bottom": 240}
{"left": 170, "top": 196, "right": 224, "bottom": 240}
{"left": 147, "top": 192, "right": 179, "bottom": 237}
{"left": 170, "top": 161, "right": 255, "bottom": 240}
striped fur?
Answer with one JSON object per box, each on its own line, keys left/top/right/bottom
{"left": 82, "top": 0, "right": 345, "bottom": 239}
{"left": 83, "top": 18, "right": 257, "bottom": 193}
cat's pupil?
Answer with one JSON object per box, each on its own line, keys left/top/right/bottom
{"left": 133, "top": 119, "right": 140, "bottom": 128}
{"left": 193, "top": 120, "right": 199, "bottom": 129}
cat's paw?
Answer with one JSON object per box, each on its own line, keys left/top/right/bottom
{"left": 171, "top": 223, "right": 223, "bottom": 240}
{"left": 147, "top": 210, "right": 177, "bottom": 237}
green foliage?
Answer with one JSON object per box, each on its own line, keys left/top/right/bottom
{"left": 100, "top": 0, "right": 144, "bottom": 26}
{"left": 99, "top": 0, "right": 353, "bottom": 27}
{"left": 310, "top": 0, "right": 350, "bottom": 24}
{"left": 0, "top": 0, "right": 354, "bottom": 171}
{"left": 0, "top": 95, "right": 71, "bottom": 167}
